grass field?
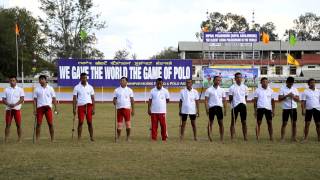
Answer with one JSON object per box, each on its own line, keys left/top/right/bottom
{"left": 0, "top": 102, "right": 320, "bottom": 179}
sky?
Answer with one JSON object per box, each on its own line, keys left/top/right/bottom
{"left": 2, "top": 0, "right": 320, "bottom": 59}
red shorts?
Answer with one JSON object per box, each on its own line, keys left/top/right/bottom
{"left": 117, "top": 108, "right": 131, "bottom": 129}
{"left": 150, "top": 113, "right": 167, "bottom": 141}
{"left": 78, "top": 103, "right": 93, "bottom": 124}
{"left": 5, "top": 109, "right": 22, "bottom": 126}
{"left": 37, "top": 106, "right": 53, "bottom": 126}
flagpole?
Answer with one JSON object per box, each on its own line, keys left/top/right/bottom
{"left": 21, "top": 47, "right": 24, "bottom": 86}
{"left": 279, "top": 40, "right": 282, "bottom": 66}
{"left": 287, "top": 33, "right": 290, "bottom": 66}
{"left": 15, "top": 31, "right": 19, "bottom": 78}
{"left": 80, "top": 39, "right": 83, "bottom": 59}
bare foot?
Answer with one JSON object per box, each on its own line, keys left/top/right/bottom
{"left": 291, "top": 138, "right": 297, "bottom": 142}
{"left": 300, "top": 139, "right": 307, "bottom": 144}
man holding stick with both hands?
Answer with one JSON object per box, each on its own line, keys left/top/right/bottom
{"left": 278, "top": 77, "right": 299, "bottom": 142}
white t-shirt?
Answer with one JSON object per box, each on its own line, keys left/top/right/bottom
{"left": 149, "top": 87, "right": 170, "bottom": 113}
{"left": 73, "top": 83, "right": 95, "bottom": 106}
{"left": 254, "top": 87, "right": 274, "bottom": 110}
{"left": 228, "top": 83, "right": 248, "bottom": 108}
{"left": 114, "top": 86, "right": 134, "bottom": 109}
{"left": 204, "top": 86, "right": 226, "bottom": 108}
{"left": 33, "top": 84, "right": 56, "bottom": 108}
{"left": 279, "top": 86, "right": 299, "bottom": 109}
{"left": 301, "top": 88, "right": 320, "bottom": 110}
{"left": 180, "top": 88, "right": 199, "bottom": 114}
{"left": 2, "top": 86, "right": 25, "bottom": 110}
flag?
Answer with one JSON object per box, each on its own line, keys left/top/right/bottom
{"left": 126, "top": 39, "right": 133, "bottom": 49}
{"left": 262, "top": 32, "right": 269, "bottom": 44}
{"left": 15, "top": 23, "right": 20, "bottom": 36}
{"left": 202, "top": 26, "right": 209, "bottom": 32}
{"left": 287, "top": 54, "right": 300, "bottom": 66}
{"left": 79, "top": 29, "right": 87, "bottom": 40}
{"left": 202, "top": 24, "right": 209, "bottom": 32}
{"left": 289, "top": 34, "right": 297, "bottom": 46}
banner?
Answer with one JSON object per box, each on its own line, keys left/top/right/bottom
{"left": 204, "top": 31, "right": 259, "bottom": 43}
{"left": 58, "top": 59, "right": 192, "bottom": 87}
{"left": 203, "top": 67, "right": 259, "bottom": 88}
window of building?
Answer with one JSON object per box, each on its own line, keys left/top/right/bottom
{"left": 308, "top": 66, "right": 316, "bottom": 69}
{"left": 276, "top": 66, "right": 283, "bottom": 75}
{"left": 260, "top": 66, "right": 268, "bottom": 75}
{"left": 290, "top": 66, "right": 297, "bottom": 75}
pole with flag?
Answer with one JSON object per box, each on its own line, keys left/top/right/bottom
{"left": 79, "top": 29, "right": 88, "bottom": 59}
{"left": 289, "top": 34, "right": 297, "bottom": 47}
{"left": 287, "top": 54, "right": 300, "bottom": 66}
{"left": 15, "top": 23, "right": 20, "bottom": 78}
{"left": 262, "top": 32, "right": 270, "bottom": 73}
{"left": 287, "top": 33, "right": 297, "bottom": 65}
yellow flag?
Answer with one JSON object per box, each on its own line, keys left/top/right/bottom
{"left": 287, "top": 54, "right": 300, "bottom": 66}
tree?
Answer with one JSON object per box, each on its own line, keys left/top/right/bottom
{"left": 151, "top": 47, "right": 179, "bottom": 59}
{"left": 284, "top": 12, "right": 320, "bottom": 40}
{"left": 251, "top": 22, "right": 278, "bottom": 41}
{"left": 39, "top": 0, "right": 106, "bottom": 59}
{"left": 195, "top": 12, "right": 249, "bottom": 40}
{"left": 195, "top": 11, "right": 279, "bottom": 42}
{"left": 131, "top": 53, "right": 138, "bottom": 60}
{"left": 113, "top": 49, "right": 130, "bottom": 60}
{"left": 225, "top": 13, "right": 249, "bottom": 32}
{"left": 0, "top": 7, "right": 54, "bottom": 80}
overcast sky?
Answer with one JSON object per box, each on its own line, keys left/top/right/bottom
{"left": 2, "top": 0, "right": 320, "bottom": 59}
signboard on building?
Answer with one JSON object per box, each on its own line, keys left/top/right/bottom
{"left": 203, "top": 66, "right": 259, "bottom": 88}
{"left": 203, "top": 31, "right": 260, "bottom": 43}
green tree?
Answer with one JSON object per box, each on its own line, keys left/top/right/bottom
{"left": 195, "top": 12, "right": 249, "bottom": 40}
{"left": 251, "top": 22, "right": 278, "bottom": 41}
{"left": 0, "top": 7, "right": 54, "bottom": 80}
{"left": 39, "top": 0, "right": 106, "bottom": 59}
{"left": 151, "top": 47, "right": 179, "bottom": 59}
{"left": 284, "top": 12, "right": 320, "bottom": 40}
{"left": 113, "top": 49, "right": 130, "bottom": 60}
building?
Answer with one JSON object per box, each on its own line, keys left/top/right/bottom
{"left": 178, "top": 41, "right": 320, "bottom": 82}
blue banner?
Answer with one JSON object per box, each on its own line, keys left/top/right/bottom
{"left": 58, "top": 59, "right": 192, "bottom": 87}
{"left": 204, "top": 31, "right": 259, "bottom": 43}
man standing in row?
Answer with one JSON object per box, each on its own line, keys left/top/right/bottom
{"left": 278, "top": 77, "right": 299, "bottom": 142}
{"left": 301, "top": 78, "right": 320, "bottom": 142}
{"left": 148, "top": 78, "right": 170, "bottom": 141}
{"left": 205, "top": 76, "right": 227, "bottom": 142}
{"left": 229, "top": 72, "right": 248, "bottom": 141}
{"left": 254, "top": 77, "right": 275, "bottom": 141}
{"left": 179, "top": 79, "right": 199, "bottom": 141}
{"left": 73, "top": 73, "right": 95, "bottom": 141}
{"left": 2, "top": 75, "right": 24, "bottom": 143}
{"left": 33, "top": 75, "right": 58, "bottom": 142}
{"left": 113, "top": 77, "right": 135, "bottom": 141}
